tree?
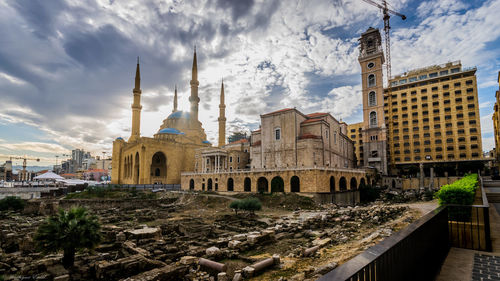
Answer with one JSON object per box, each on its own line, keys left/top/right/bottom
{"left": 34, "top": 207, "right": 102, "bottom": 268}
{"left": 229, "top": 197, "right": 262, "bottom": 216}
{"left": 228, "top": 131, "right": 248, "bottom": 143}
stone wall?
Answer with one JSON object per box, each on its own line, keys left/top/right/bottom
{"left": 181, "top": 168, "right": 366, "bottom": 196}
{"left": 382, "top": 176, "right": 461, "bottom": 190}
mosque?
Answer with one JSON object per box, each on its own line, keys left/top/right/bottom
{"left": 111, "top": 49, "right": 223, "bottom": 184}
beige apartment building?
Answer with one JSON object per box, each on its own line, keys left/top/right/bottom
{"left": 385, "top": 61, "right": 482, "bottom": 167}
{"left": 350, "top": 60, "right": 483, "bottom": 175}
{"left": 493, "top": 71, "right": 500, "bottom": 174}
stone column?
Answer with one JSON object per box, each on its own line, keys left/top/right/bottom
{"left": 419, "top": 163, "right": 424, "bottom": 189}
{"left": 429, "top": 167, "right": 434, "bottom": 190}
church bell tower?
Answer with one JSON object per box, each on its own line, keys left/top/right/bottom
{"left": 359, "top": 28, "right": 388, "bottom": 175}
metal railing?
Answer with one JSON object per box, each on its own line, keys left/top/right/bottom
{"left": 319, "top": 176, "right": 492, "bottom": 280}
{"left": 117, "top": 184, "right": 181, "bottom": 191}
{"left": 447, "top": 176, "right": 492, "bottom": 251}
{"left": 318, "top": 206, "right": 450, "bottom": 281}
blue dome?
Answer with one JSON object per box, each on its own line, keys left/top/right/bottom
{"left": 158, "top": 128, "right": 185, "bottom": 135}
{"left": 167, "top": 111, "right": 190, "bottom": 119}
{"left": 116, "top": 137, "right": 124, "bottom": 140}
{"left": 202, "top": 140, "right": 211, "bottom": 144}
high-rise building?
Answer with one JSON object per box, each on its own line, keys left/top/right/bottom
{"left": 349, "top": 27, "right": 483, "bottom": 176}
{"left": 384, "top": 61, "right": 482, "bottom": 172}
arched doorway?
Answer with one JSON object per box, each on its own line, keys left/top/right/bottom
{"left": 208, "top": 179, "right": 213, "bottom": 191}
{"left": 244, "top": 177, "right": 251, "bottom": 192}
{"left": 291, "top": 176, "right": 300, "bottom": 192}
{"left": 134, "top": 152, "right": 140, "bottom": 184}
{"left": 189, "top": 179, "right": 194, "bottom": 190}
{"left": 271, "top": 176, "right": 284, "bottom": 193}
{"left": 350, "top": 177, "right": 357, "bottom": 190}
{"left": 151, "top": 152, "right": 167, "bottom": 184}
{"left": 202, "top": 183, "right": 205, "bottom": 191}
{"left": 392, "top": 179, "right": 396, "bottom": 189}
{"left": 330, "top": 176, "right": 335, "bottom": 193}
{"left": 257, "top": 177, "right": 268, "bottom": 193}
{"left": 339, "top": 177, "right": 347, "bottom": 191}
{"left": 360, "top": 178, "right": 366, "bottom": 189}
{"left": 215, "top": 183, "right": 218, "bottom": 191}
{"left": 227, "top": 178, "right": 234, "bottom": 191}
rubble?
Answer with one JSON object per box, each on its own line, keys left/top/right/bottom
{"left": 0, "top": 193, "right": 414, "bottom": 280}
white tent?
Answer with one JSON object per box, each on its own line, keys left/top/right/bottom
{"left": 33, "top": 171, "right": 65, "bottom": 180}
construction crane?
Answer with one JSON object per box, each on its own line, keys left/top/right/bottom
{"left": 361, "top": 0, "right": 406, "bottom": 81}
{"left": 0, "top": 156, "right": 40, "bottom": 181}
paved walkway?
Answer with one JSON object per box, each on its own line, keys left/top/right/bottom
{"left": 436, "top": 181, "right": 500, "bottom": 281}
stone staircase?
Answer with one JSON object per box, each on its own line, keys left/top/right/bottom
{"left": 484, "top": 180, "right": 500, "bottom": 203}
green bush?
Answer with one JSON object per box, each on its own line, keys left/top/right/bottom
{"left": 434, "top": 174, "right": 478, "bottom": 206}
{"left": 0, "top": 196, "right": 26, "bottom": 211}
{"left": 229, "top": 197, "right": 262, "bottom": 215}
{"left": 434, "top": 174, "right": 478, "bottom": 221}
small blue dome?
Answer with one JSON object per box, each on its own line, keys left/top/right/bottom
{"left": 202, "top": 140, "right": 211, "bottom": 144}
{"left": 116, "top": 137, "right": 124, "bottom": 140}
{"left": 167, "top": 111, "right": 190, "bottom": 119}
{"left": 158, "top": 128, "right": 185, "bottom": 135}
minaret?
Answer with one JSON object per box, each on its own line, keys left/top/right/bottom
{"left": 130, "top": 57, "right": 142, "bottom": 142}
{"left": 189, "top": 47, "right": 200, "bottom": 123}
{"left": 172, "top": 85, "right": 178, "bottom": 113}
{"left": 218, "top": 79, "right": 226, "bottom": 147}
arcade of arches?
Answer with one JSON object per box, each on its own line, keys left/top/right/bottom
{"left": 181, "top": 168, "right": 366, "bottom": 194}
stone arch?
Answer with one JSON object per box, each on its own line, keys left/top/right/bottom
{"left": 134, "top": 152, "right": 140, "bottom": 184}
{"left": 360, "top": 178, "right": 366, "bottom": 189}
{"left": 189, "top": 179, "right": 194, "bottom": 190}
{"left": 339, "top": 177, "right": 347, "bottom": 191}
{"left": 330, "top": 176, "right": 335, "bottom": 193}
{"left": 150, "top": 151, "right": 167, "bottom": 184}
{"left": 227, "top": 178, "right": 234, "bottom": 191}
{"left": 207, "top": 178, "right": 213, "bottom": 191}
{"left": 257, "top": 177, "right": 268, "bottom": 193}
{"left": 290, "top": 176, "right": 300, "bottom": 192}
{"left": 271, "top": 176, "right": 284, "bottom": 193}
{"left": 350, "top": 177, "right": 357, "bottom": 190}
{"left": 244, "top": 177, "right": 252, "bottom": 192}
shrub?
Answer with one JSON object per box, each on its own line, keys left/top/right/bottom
{"left": 434, "top": 174, "right": 478, "bottom": 206}
{"left": 434, "top": 174, "right": 478, "bottom": 221}
{"left": 229, "top": 197, "right": 262, "bottom": 215}
{"left": 35, "top": 207, "right": 101, "bottom": 268}
{"left": 0, "top": 196, "right": 25, "bottom": 212}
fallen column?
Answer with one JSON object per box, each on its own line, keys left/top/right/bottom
{"left": 303, "top": 245, "right": 320, "bottom": 257}
{"left": 198, "top": 258, "right": 227, "bottom": 272}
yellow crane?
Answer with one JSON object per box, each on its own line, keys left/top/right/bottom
{"left": 1, "top": 155, "right": 40, "bottom": 181}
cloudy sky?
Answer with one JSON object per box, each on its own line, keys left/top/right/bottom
{"left": 0, "top": 0, "right": 499, "bottom": 166}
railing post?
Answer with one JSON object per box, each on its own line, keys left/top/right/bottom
{"left": 484, "top": 206, "right": 492, "bottom": 252}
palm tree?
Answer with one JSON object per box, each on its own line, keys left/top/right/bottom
{"left": 34, "top": 207, "right": 101, "bottom": 268}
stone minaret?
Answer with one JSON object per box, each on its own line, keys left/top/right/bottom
{"left": 129, "top": 57, "right": 142, "bottom": 142}
{"left": 189, "top": 47, "right": 200, "bottom": 123}
{"left": 172, "top": 85, "right": 178, "bottom": 113}
{"left": 218, "top": 80, "right": 226, "bottom": 147}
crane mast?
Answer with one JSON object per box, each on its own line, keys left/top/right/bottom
{"left": 361, "top": 0, "right": 406, "bottom": 83}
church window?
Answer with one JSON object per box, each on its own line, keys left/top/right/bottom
{"left": 368, "top": 91, "right": 376, "bottom": 106}
{"left": 368, "top": 74, "right": 376, "bottom": 87}
{"left": 334, "top": 132, "right": 337, "bottom": 144}
{"left": 229, "top": 156, "right": 233, "bottom": 163}
{"left": 367, "top": 62, "right": 375, "bottom": 69}
{"left": 369, "top": 111, "right": 377, "bottom": 128}
{"left": 275, "top": 128, "right": 281, "bottom": 140}
{"left": 237, "top": 156, "right": 240, "bottom": 163}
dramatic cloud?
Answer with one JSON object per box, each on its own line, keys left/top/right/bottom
{"left": 0, "top": 0, "right": 499, "bottom": 165}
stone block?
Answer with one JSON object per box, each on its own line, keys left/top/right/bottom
{"left": 180, "top": 256, "right": 198, "bottom": 265}
{"left": 206, "top": 246, "right": 221, "bottom": 257}
{"left": 228, "top": 240, "right": 242, "bottom": 249}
